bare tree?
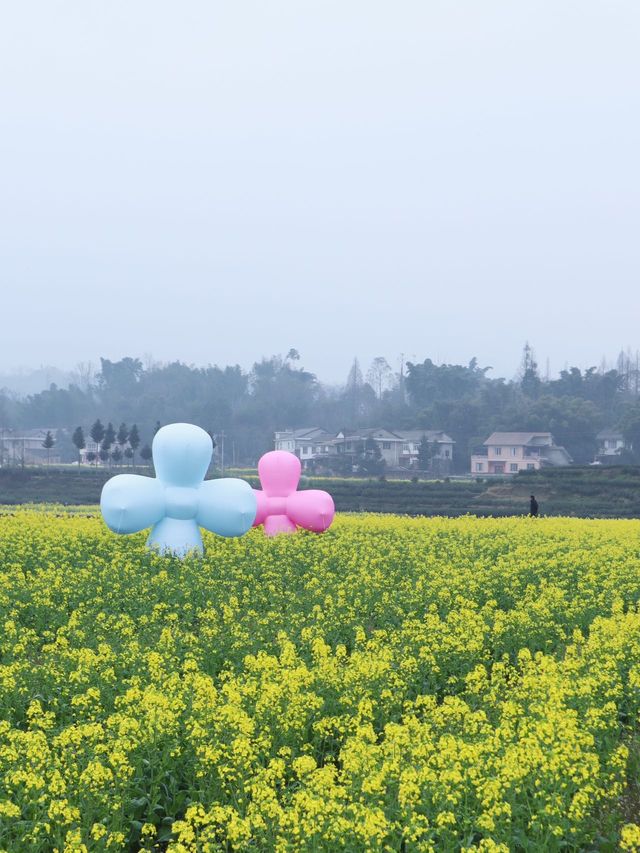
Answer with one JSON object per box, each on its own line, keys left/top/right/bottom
{"left": 72, "top": 361, "right": 95, "bottom": 391}
{"left": 367, "top": 357, "right": 392, "bottom": 400}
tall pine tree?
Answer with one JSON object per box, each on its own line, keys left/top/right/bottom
{"left": 72, "top": 426, "right": 85, "bottom": 465}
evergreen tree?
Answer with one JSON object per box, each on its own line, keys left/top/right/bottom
{"left": 99, "top": 422, "right": 116, "bottom": 467}
{"left": 128, "top": 424, "right": 140, "bottom": 468}
{"left": 72, "top": 426, "right": 85, "bottom": 465}
{"left": 345, "top": 358, "right": 364, "bottom": 426}
{"left": 42, "top": 430, "right": 55, "bottom": 466}
{"left": 90, "top": 419, "right": 105, "bottom": 454}
{"left": 621, "top": 404, "right": 640, "bottom": 459}
{"left": 417, "top": 434, "right": 432, "bottom": 471}
{"left": 102, "top": 422, "right": 116, "bottom": 450}
{"left": 520, "top": 342, "right": 542, "bottom": 398}
{"left": 140, "top": 444, "right": 153, "bottom": 468}
{"left": 116, "top": 422, "right": 129, "bottom": 450}
{"left": 112, "top": 446, "right": 123, "bottom": 465}
{"left": 356, "top": 436, "right": 385, "bottom": 475}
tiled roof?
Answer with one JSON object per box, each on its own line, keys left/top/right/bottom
{"left": 484, "top": 432, "right": 553, "bottom": 447}
{"left": 394, "top": 430, "right": 455, "bottom": 443}
{"left": 597, "top": 428, "right": 623, "bottom": 440}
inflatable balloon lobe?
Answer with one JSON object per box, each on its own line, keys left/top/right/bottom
{"left": 253, "top": 450, "right": 335, "bottom": 536}
{"left": 100, "top": 423, "right": 256, "bottom": 556}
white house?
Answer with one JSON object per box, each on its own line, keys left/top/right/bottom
{"left": 596, "top": 428, "right": 631, "bottom": 459}
{"left": 274, "top": 428, "right": 335, "bottom": 468}
{"left": 471, "top": 432, "right": 572, "bottom": 476}
{"left": 330, "top": 428, "right": 403, "bottom": 466}
{"left": 394, "top": 430, "right": 455, "bottom": 470}
{"left": 79, "top": 438, "right": 103, "bottom": 464}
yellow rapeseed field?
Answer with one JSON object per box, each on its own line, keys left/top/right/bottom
{"left": 1, "top": 509, "right": 640, "bottom": 852}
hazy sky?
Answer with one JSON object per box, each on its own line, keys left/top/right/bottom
{"left": 1, "top": 1, "right": 639, "bottom": 383}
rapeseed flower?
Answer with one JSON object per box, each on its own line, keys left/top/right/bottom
{"left": 1, "top": 508, "right": 640, "bottom": 850}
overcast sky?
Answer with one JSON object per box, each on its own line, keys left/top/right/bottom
{"left": 1, "top": 1, "right": 639, "bottom": 384}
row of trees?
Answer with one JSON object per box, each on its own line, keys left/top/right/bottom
{"left": 70, "top": 421, "right": 152, "bottom": 467}
{"left": 1, "top": 345, "right": 640, "bottom": 472}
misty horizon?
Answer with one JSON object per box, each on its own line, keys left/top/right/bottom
{"left": 1, "top": 343, "right": 639, "bottom": 399}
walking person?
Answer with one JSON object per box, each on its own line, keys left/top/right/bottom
{"left": 529, "top": 494, "right": 539, "bottom": 517}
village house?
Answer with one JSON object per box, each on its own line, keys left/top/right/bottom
{"left": 274, "top": 428, "right": 335, "bottom": 467}
{"left": 394, "top": 430, "right": 454, "bottom": 471}
{"left": 78, "top": 437, "right": 102, "bottom": 464}
{"left": 471, "top": 432, "right": 572, "bottom": 476}
{"left": 332, "top": 428, "right": 404, "bottom": 467}
{"left": 274, "top": 427, "right": 454, "bottom": 472}
{"left": 0, "top": 428, "right": 61, "bottom": 466}
{"left": 595, "top": 428, "right": 631, "bottom": 461}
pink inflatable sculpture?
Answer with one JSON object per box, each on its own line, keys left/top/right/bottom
{"left": 253, "top": 450, "right": 335, "bottom": 536}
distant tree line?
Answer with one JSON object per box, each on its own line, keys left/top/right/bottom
{"left": 1, "top": 345, "right": 640, "bottom": 472}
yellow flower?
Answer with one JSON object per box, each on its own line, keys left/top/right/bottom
{"left": 621, "top": 823, "right": 640, "bottom": 852}
{"left": 90, "top": 823, "right": 108, "bottom": 840}
{"left": 292, "top": 755, "right": 317, "bottom": 778}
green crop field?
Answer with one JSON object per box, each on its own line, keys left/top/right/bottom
{"left": 2, "top": 465, "right": 640, "bottom": 518}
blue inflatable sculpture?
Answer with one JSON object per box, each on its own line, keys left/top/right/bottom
{"left": 100, "top": 423, "right": 256, "bottom": 556}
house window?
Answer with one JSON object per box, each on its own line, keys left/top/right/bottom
{"left": 445, "top": 450, "right": 450, "bottom": 458}
{"left": 476, "top": 463, "right": 483, "bottom": 472}
{"left": 527, "top": 463, "right": 535, "bottom": 470}
{"left": 494, "top": 447, "right": 502, "bottom": 456}
{"left": 304, "top": 445, "right": 311, "bottom": 455}
{"left": 511, "top": 447, "right": 517, "bottom": 456}
{"left": 510, "top": 463, "right": 518, "bottom": 472}
{"left": 382, "top": 442, "right": 391, "bottom": 450}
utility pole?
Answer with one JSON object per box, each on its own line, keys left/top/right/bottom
{"left": 218, "top": 431, "right": 226, "bottom": 476}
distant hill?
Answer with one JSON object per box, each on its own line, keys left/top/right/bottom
{"left": 0, "top": 366, "right": 76, "bottom": 397}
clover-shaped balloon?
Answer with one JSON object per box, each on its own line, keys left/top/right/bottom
{"left": 100, "top": 423, "right": 256, "bottom": 556}
{"left": 253, "top": 450, "right": 335, "bottom": 536}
